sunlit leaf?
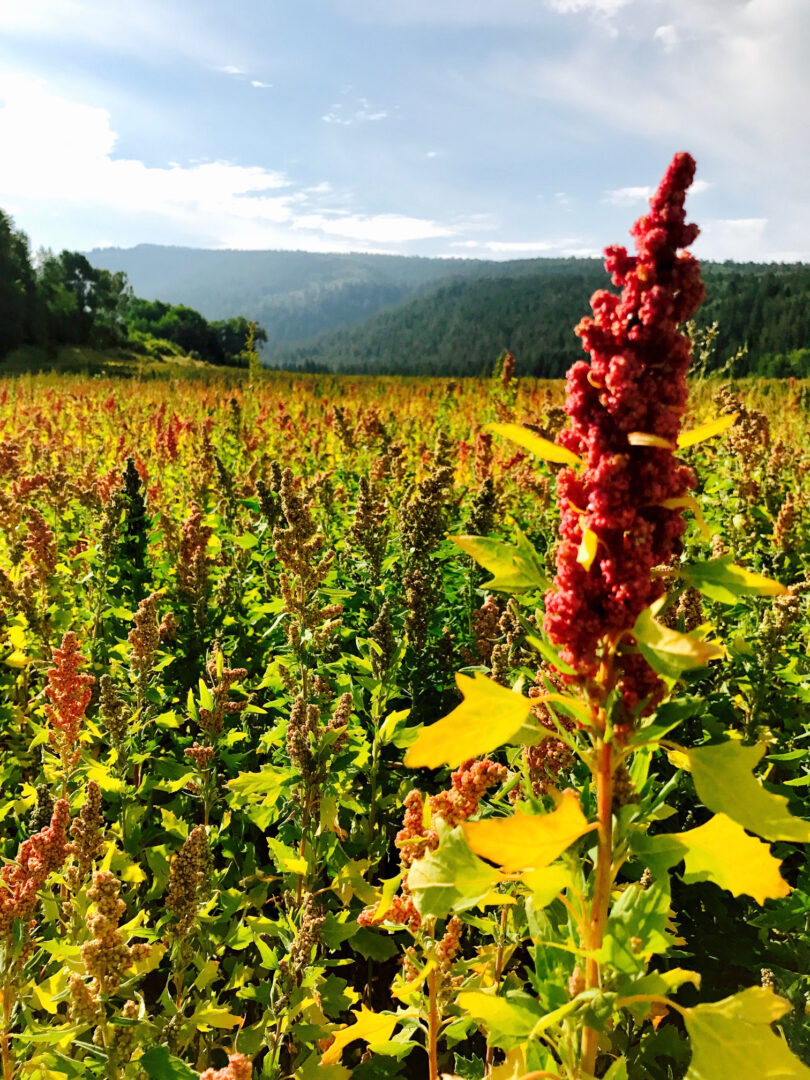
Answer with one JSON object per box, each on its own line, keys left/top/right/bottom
{"left": 677, "top": 413, "right": 737, "bottom": 449}
{"left": 600, "top": 879, "right": 673, "bottom": 974}
{"left": 536, "top": 692, "right": 594, "bottom": 728}
{"left": 627, "top": 432, "right": 675, "bottom": 449}
{"left": 392, "top": 958, "right": 436, "bottom": 1003}
{"left": 633, "top": 604, "right": 723, "bottom": 679}
{"left": 681, "top": 557, "right": 787, "bottom": 605}
{"left": 130, "top": 942, "right": 165, "bottom": 975}
{"left": 404, "top": 673, "right": 538, "bottom": 769}
{"left": 577, "top": 525, "right": 599, "bottom": 572}
{"left": 4, "top": 650, "right": 29, "bottom": 668}
{"left": 683, "top": 986, "right": 810, "bottom": 1080}
{"left": 408, "top": 824, "right": 500, "bottom": 917}
{"left": 640, "top": 814, "right": 789, "bottom": 904}
{"left": 374, "top": 873, "right": 403, "bottom": 921}
{"left": 658, "top": 495, "right": 711, "bottom": 539}
{"left": 488, "top": 422, "right": 583, "bottom": 468}
{"left": 681, "top": 739, "right": 810, "bottom": 843}
{"left": 320, "top": 1006, "right": 398, "bottom": 1066}
{"left": 192, "top": 1006, "right": 244, "bottom": 1029}
{"left": 141, "top": 1047, "right": 197, "bottom": 1080}
{"left": 489, "top": 1046, "right": 529, "bottom": 1080}
{"left": 456, "top": 990, "right": 544, "bottom": 1051}
{"left": 452, "top": 532, "right": 550, "bottom": 592}
{"left": 463, "top": 791, "right": 593, "bottom": 872}
{"left": 520, "top": 864, "right": 573, "bottom": 907}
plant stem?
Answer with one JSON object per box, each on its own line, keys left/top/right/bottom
{"left": 485, "top": 905, "right": 510, "bottom": 1074}
{"left": 427, "top": 969, "right": 440, "bottom": 1080}
{"left": 1, "top": 982, "right": 15, "bottom": 1080}
{"left": 580, "top": 737, "right": 614, "bottom": 1077}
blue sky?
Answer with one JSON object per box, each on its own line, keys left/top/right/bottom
{"left": 0, "top": 0, "right": 806, "bottom": 261}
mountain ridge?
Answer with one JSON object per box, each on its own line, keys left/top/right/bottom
{"left": 85, "top": 245, "right": 810, "bottom": 378}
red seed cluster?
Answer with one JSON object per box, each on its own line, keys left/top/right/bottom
{"left": 199, "top": 1054, "right": 252, "bottom": 1080}
{"left": 429, "top": 758, "right": 507, "bottom": 827}
{"left": 0, "top": 800, "right": 70, "bottom": 937}
{"left": 544, "top": 153, "right": 705, "bottom": 708}
{"left": 44, "top": 632, "right": 95, "bottom": 769}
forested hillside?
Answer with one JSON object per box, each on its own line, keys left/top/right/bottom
{"left": 5, "top": 212, "right": 808, "bottom": 377}
{"left": 0, "top": 209, "right": 262, "bottom": 366}
{"left": 85, "top": 245, "right": 490, "bottom": 345}
{"left": 273, "top": 261, "right": 810, "bottom": 377}
{"left": 85, "top": 245, "right": 606, "bottom": 347}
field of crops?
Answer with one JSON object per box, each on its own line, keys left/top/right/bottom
{"left": 1, "top": 157, "right": 809, "bottom": 1080}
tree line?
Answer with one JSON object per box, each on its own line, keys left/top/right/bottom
{"left": 274, "top": 262, "right": 810, "bottom": 378}
{"left": 0, "top": 209, "right": 265, "bottom": 366}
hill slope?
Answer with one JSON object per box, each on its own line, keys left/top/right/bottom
{"left": 85, "top": 246, "right": 487, "bottom": 346}
{"left": 85, "top": 245, "right": 604, "bottom": 348}
{"left": 272, "top": 261, "right": 810, "bottom": 377}
{"left": 85, "top": 245, "right": 810, "bottom": 378}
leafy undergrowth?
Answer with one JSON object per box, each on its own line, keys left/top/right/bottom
{"left": 3, "top": 344, "right": 217, "bottom": 378}
{"left": 0, "top": 360, "right": 808, "bottom": 1080}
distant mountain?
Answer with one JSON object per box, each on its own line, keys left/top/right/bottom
{"left": 272, "top": 266, "right": 606, "bottom": 377}
{"left": 86, "top": 246, "right": 810, "bottom": 378}
{"left": 273, "top": 261, "right": 810, "bottom": 378}
{"left": 85, "top": 246, "right": 497, "bottom": 346}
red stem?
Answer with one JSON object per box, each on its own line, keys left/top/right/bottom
{"left": 581, "top": 737, "right": 614, "bottom": 1076}
{"left": 427, "top": 969, "right": 439, "bottom": 1080}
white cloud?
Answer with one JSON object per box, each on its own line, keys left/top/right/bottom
{"left": 546, "top": 0, "right": 630, "bottom": 14}
{"left": 0, "top": 0, "right": 237, "bottom": 69}
{"left": 653, "top": 24, "right": 678, "bottom": 50}
{"left": 251, "top": 80, "right": 272, "bottom": 88}
{"left": 294, "top": 212, "right": 452, "bottom": 243}
{"left": 452, "top": 237, "right": 597, "bottom": 258}
{"left": 604, "top": 185, "right": 652, "bottom": 206}
{"left": 220, "top": 65, "right": 245, "bottom": 76}
{"left": 604, "top": 179, "right": 711, "bottom": 205}
{"left": 0, "top": 75, "right": 448, "bottom": 251}
{"left": 337, "top": 0, "right": 627, "bottom": 25}
{"left": 322, "top": 97, "right": 389, "bottom": 125}
{"left": 477, "top": 240, "right": 557, "bottom": 253}
{"left": 696, "top": 217, "right": 768, "bottom": 261}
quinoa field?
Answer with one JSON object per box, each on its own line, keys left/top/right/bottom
{"left": 1, "top": 156, "right": 809, "bottom": 1080}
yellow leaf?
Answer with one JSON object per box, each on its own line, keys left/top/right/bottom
{"left": 392, "top": 959, "right": 436, "bottom": 1003}
{"left": 476, "top": 890, "right": 518, "bottom": 908}
{"left": 374, "top": 873, "right": 403, "bottom": 921}
{"left": 130, "top": 942, "right": 165, "bottom": 975}
{"left": 520, "top": 864, "right": 574, "bottom": 907}
{"left": 463, "top": 791, "right": 594, "bottom": 872}
{"left": 683, "top": 986, "right": 810, "bottom": 1080}
{"left": 193, "top": 1006, "right": 244, "bottom": 1030}
{"left": 32, "top": 971, "right": 69, "bottom": 1015}
{"left": 677, "top": 413, "right": 737, "bottom": 449}
{"left": 404, "top": 673, "right": 537, "bottom": 769}
{"left": 320, "top": 1006, "right": 398, "bottom": 1065}
{"left": 281, "top": 855, "right": 308, "bottom": 874}
{"left": 577, "top": 526, "right": 599, "bottom": 572}
{"left": 451, "top": 533, "right": 549, "bottom": 592}
{"left": 633, "top": 604, "right": 723, "bottom": 679}
{"left": 488, "top": 422, "right": 583, "bottom": 468}
{"left": 658, "top": 496, "right": 711, "bottom": 539}
{"left": 490, "top": 1046, "right": 529, "bottom": 1079}
{"left": 674, "top": 814, "right": 789, "bottom": 904}
{"left": 627, "top": 432, "right": 675, "bottom": 449}
{"left": 4, "top": 651, "right": 29, "bottom": 668}
{"left": 682, "top": 740, "right": 810, "bottom": 844}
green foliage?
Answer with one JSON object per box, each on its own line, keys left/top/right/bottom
{"left": 0, "top": 206, "right": 265, "bottom": 365}
{"left": 0, "top": 364, "right": 808, "bottom": 1080}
